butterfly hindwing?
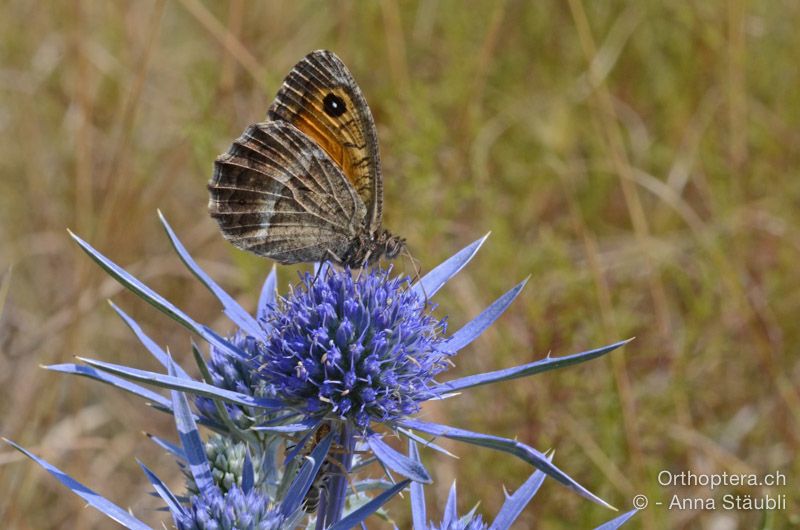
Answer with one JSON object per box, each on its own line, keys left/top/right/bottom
{"left": 267, "top": 50, "right": 383, "bottom": 233}
{"left": 209, "top": 121, "right": 367, "bottom": 264}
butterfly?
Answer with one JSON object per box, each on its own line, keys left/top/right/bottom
{"left": 208, "top": 50, "right": 405, "bottom": 268}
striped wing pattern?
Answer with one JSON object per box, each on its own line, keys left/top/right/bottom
{"left": 208, "top": 121, "right": 367, "bottom": 264}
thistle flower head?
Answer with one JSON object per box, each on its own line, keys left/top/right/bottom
{"left": 427, "top": 515, "right": 488, "bottom": 530}
{"left": 414, "top": 481, "right": 490, "bottom": 530}
{"left": 254, "top": 267, "right": 448, "bottom": 429}
{"left": 195, "top": 332, "right": 273, "bottom": 430}
{"left": 184, "top": 435, "right": 265, "bottom": 496}
{"left": 176, "top": 485, "right": 284, "bottom": 530}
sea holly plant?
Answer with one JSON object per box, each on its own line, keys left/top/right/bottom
{"left": 5, "top": 213, "right": 635, "bottom": 528}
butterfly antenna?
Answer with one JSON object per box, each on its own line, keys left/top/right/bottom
{"left": 403, "top": 246, "right": 422, "bottom": 283}
{"left": 401, "top": 246, "right": 428, "bottom": 303}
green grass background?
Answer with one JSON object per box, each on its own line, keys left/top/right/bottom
{"left": 1, "top": 1, "right": 798, "bottom": 528}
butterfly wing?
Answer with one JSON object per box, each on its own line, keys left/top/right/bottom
{"left": 208, "top": 121, "right": 367, "bottom": 264}
{"left": 267, "top": 50, "right": 383, "bottom": 233}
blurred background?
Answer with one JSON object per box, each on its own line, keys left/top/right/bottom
{"left": 1, "top": 1, "right": 798, "bottom": 528}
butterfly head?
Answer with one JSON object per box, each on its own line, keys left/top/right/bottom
{"left": 342, "top": 229, "right": 405, "bottom": 267}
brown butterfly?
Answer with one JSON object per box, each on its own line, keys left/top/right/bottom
{"left": 208, "top": 50, "right": 405, "bottom": 267}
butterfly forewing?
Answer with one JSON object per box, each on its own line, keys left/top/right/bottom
{"left": 209, "top": 121, "right": 367, "bottom": 264}
{"left": 267, "top": 50, "right": 383, "bottom": 233}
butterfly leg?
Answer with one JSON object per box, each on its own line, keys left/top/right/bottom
{"left": 310, "top": 262, "right": 329, "bottom": 288}
{"left": 325, "top": 248, "right": 345, "bottom": 265}
{"left": 353, "top": 249, "right": 374, "bottom": 281}
{"left": 308, "top": 251, "right": 344, "bottom": 288}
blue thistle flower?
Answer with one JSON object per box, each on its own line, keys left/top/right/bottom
{"left": 427, "top": 509, "right": 488, "bottom": 530}
{"left": 414, "top": 482, "right": 637, "bottom": 530}
{"left": 428, "top": 514, "right": 488, "bottom": 530}
{"left": 183, "top": 434, "right": 267, "bottom": 496}
{"left": 195, "top": 332, "right": 275, "bottom": 430}
{"left": 408, "top": 442, "right": 638, "bottom": 530}
{"left": 257, "top": 266, "right": 448, "bottom": 428}
{"left": 176, "top": 485, "right": 285, "bottom": 530}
